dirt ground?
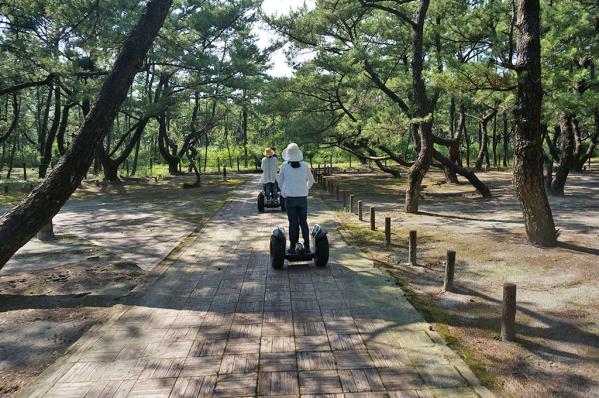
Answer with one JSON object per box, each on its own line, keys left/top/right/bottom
{"left": 322, "top": 167, "right": 599, "bottom": 398}
{"left": 0, "top": 175, "right": 244, "bottom": 397}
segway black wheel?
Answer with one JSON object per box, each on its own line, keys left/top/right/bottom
{"left": 270, "top": 236, "right": 285, "bottom": 269}
{"left": 257, "top": 192, "right": 265, "bottom": 213}
{"left": 314, "top": 236, "right": 329, "bottom": 267}
{"left": 280, "top": 196, "right": 286, "bottom": 211}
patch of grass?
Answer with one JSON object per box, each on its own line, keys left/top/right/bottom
{"left": 0, "top": 191, "right": 27, "bottom": 207}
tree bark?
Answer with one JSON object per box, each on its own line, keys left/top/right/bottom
{"left": 56, "top": 103, "right": 74, "bottom": 155}
{"left": 512, "top": 0, "right": 557, "bottom": 247}
{"left": 433, "top": 149, "right": 492, "bottom": 197}
{"left": 242, "top": 90, "right": 248, "bottom": 167}
{"left": 503, "top": 112, "right": 510, "bottom": 167}
{"left": 37, "top": 85, "right": 53, "bottom": 178}
{"left": 39, "top": 83, "right": 61, "bottom": 178}
{"left": 446, "top": 100, "right": 464, "bottom": 183}
{"left": 0, "top": 0, "right": 173, "bottom": 267}
{"left": 550, "top": 113, "right": 574, "bottom": 195}
{"left": 404, "top": 0, "right": 433, "bottom": 214}
{"left": 0, "top": 93, "right": 20, "bottom": 146}
{"left": 475, "top": 110, "right": 496, "bottom": 170}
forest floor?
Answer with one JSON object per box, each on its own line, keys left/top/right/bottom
{"left": 320, "top": 167, "right": 599, "bottom": 398}
{"left": 0, "top": 175, "right": 244, "bottom": 397}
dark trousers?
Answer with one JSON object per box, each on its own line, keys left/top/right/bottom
{"left": 285, "top": 196, "right": 309, "bottom": 247}
{"left": 263, "top": 182, "right": 276, "bottom": 199}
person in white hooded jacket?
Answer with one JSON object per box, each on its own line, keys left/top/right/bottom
{"left": 278, "top": 143, "right": 315, "bottom": 253}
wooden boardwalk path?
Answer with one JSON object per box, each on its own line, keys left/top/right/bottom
{"left": 21, "top": 178, "right": 493, "bottom": 398}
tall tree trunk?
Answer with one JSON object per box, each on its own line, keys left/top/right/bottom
{"left": 404, "top": 0, "right": 432, "bottom": 214}
{"left": 405, "top": 121, "right": 433, "bottom": 213}
{"left": 0, "top": 143, "right": 5, "bottom": 174}
{"left": 550, "top": 113, "right": 574, "bottom": 195}
{"left": 464, "top": 117, "right": 471, "bottom": 167}
{"left": 39, "top": 83, "right": 61, "bottom": 178}
{"left": 6, "top": 137, "right": 17, "bottom": 179}
{"left": 101, "top": 117, "right": 149, "bottom": 180}
{"left": 492, "top": 112, "right": 498, "bottom": 167}
{"left": 37, "top": 85, "right": 53, "bottom": 178}
{"left": 56, "top": 103, "right": 73, "bottom": 156}
{"left": 0, "top": 0, "right": 173, "bottom": 267}
{"left": 157, "top": 114, "right": 180, "bottom": 174}
{"left": 502, "top": 112, "right": 510, "bottom": 167}
{"left": 242, "top": 90, "right": 248, "bottom": 168}
{"left": 0, "top": 93, "right": 20, "bottom": 146}
{"left": 446, "top": 99, "right": 461, "bottom": 183}
{"left": 512, "top": 0, "right": 557, "bottom": 247}
{"left": 131, "top": 138, "right": 141, "bottom": 176}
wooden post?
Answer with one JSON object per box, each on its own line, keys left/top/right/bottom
{"left": 150, "top": 158, "right": 153, "bottom": 173}
{"left": 444, "top": 250, "right": 456, "bottom": 292}
{"left": 217, "top": 157, "right": 221, "bottom": 173}
{"left": 409, "top": 230, "right": 417, "bottom": 265}
{"left": 370, "top": 207, "right": 376, "bottom": 231}
{"left": 223, "top": 166, "right": 227, "bottom": 180}
{"left": 358, "top": 200, "right": 363, "bottom": 221}
{"left": 23, "top": 163, "right": 27, "bottom": 180}
{"left": 385, "top": 217, "right": 391, "bottom": 245}
{"left": 237, "top": 156, "right": 240, "bottom": 172}
{"left": 329, "top": 154, "right": 333, "bottom": 170}
{"left": 37, "top": 219, "right": 55, "bottom": 241}
{"left": 349, "top": 194, "right": 354, "bottom": 213}
{"left": 501, "top": 283, "right": 517, "bottom": 341}
{"left": 349, "top": 155, "right": 352, "bottom": 168}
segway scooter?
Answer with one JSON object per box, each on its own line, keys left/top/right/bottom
{"left": 257, "top": 186, "right": 286, "bottom": 212}
{"left": 270, "top": 224, "right": 329, "bottom": 269}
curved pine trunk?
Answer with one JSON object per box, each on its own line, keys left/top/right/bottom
{"left": 512, "top": 0, "right": 557, "bottom": 247}
{"left": 0, "top": 0, "right": 173, "bottom": 267}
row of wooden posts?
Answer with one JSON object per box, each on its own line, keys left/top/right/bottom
{"left": 314, "top": 172, "right": 517, "bottom": 342}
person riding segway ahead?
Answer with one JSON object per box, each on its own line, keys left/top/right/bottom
{"left": 270, "top": 143, "right": 329, "bottom": 268}
{"left": 258, "top": 147, "right": 285, "bottom": 212}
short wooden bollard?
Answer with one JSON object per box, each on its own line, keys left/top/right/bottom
{"left": 37, "top": 219, "right": 55, "bottom": 241}
{"left": 349, "top": 194, "right": 354, "bottom": 213}
{"left": 409, "top": 230, "right": 417, "bottom": 265}
{"left": 501, "top": 283, "right": 517, "bottom": 341}
{"left": 23, "top": 163, "right": 27, "bottom": 180}
{"left": 384, "top": 217, "right": 391, "bottom": 245}
{"left": 444, "top": 250, "right": 456, "bottom": 292}
{"left": 236, "top": 157, "right": 240, "bottom": 172}
{"left": 223, "top": 166, "right": 227, "bottom": 180}
{"left": 358, "top": 200, "right": 363, "bottom": 221}
{"left": 370, "top": 207, "right": 376, "bottom": 230}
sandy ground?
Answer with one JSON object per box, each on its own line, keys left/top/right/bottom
{"left": 0, "top": 175, "right": 244, "bottom": 397}
{"left": 323, "top": 167, "right": 599, "bottom": 398}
